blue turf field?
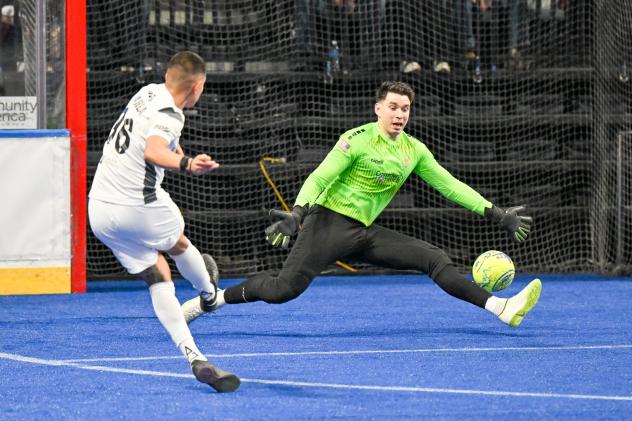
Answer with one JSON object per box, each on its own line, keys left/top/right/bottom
{"left": 1, "top": 274, "right": 631, "bottom": 420}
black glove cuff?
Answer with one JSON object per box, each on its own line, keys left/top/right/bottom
{"left": 292, "top": 205, "right": 307, "bottom": 223}
{"left": 484, "top": 205, "right": 504, "bottom": 223}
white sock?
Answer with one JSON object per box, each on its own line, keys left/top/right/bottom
{"left": 170, "top": 243, "right": 215, "bottom": 300}
{"left": 178, "top": 337, "right": 206, "bottom": 364}
{"left": 485, "top": 295, "right": 508, "bottom": 316}
{"left": 215, "top": 289, "right": 226, "bottom": 307}
{"left": 149, "top": 282, "right": 206, "bottom": 363}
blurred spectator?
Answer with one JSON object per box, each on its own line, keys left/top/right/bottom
{"left": 454, "top": 0, "right": 481, "bottom": 61}
{"left": 452, "top": 1, "right": 531, "bottom": 71}
{"left": 508, "top": 0, "right": 531, "bottom": 68}
{"left": 334, "top": 0, "right": 356, "bottom": 12}
{"left": 295, "top": 0, "right": 386, "bottom": 72}
{"left": 296, "top": 0, "right": 356, "bottom": 53}
{"left": 295, "top": 0, "right": 314, "bottom": 55}
{"left": 294, "top": 0, "right": 327, "bottom": 71}
{"left": 431, "top": 0, "right": 466, "bottom": 73}
{"left": 0, "top": 4, "right": 19, "bottom": 72}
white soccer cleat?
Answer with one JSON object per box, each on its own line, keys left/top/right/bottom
{"left": 182, "top": 296, "right": 205, "bottom": 324}
{"left": 498, "top": 278, "right": 542, "bottom": 327}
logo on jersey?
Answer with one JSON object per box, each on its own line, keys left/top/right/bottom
{"left": 376, "top": 172, "right": 401, "bottom": 184}
{"left": 403, "top": 157, "right": 410, "bottom": 168}
{"left": 370, "top": 158, "right": 384, "bottom": 165}
{"left": 132, "top": 97, "right": 146, "bottom": 113}
{"left": 155, "top": 124, "right": 172, "bottom": 136}
{"left": 349, "top": 128, "right": 366, "bottom": 137}
{"left": 338, "top": 140, "right": 350, "bottom": 153}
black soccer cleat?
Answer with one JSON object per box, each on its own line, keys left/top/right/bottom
{"left": 182, "top": 254, "right": 221, "bottom": 323}
{"left": 191, "top": 360, "right": 241, "bottom": 393}
{"left": 201, "top": 253, "right": 219, "bottom": 288}
{"left": 200, "top": 253, "right": 220, "bottom": 312}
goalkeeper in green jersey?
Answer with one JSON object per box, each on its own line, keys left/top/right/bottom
{"left": 183, "top": 81, "right": 541, "bottom": 328}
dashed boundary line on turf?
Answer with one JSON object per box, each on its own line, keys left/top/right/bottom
{"left": 0, "top": 351, "right": 631, "bottom": 402}
{"left": 56, "top": 343, "right": 632, "bottom": 363}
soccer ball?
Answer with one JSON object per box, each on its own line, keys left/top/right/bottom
{"left": 472, "top": 250, "right": 515, "bottom": 292}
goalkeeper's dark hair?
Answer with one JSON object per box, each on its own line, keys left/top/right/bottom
{"left": 375, "top": 81, "right": 415, "bottom": 104}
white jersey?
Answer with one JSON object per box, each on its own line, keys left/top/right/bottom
{"left": 89, "top": 83, "right": 185, "bottom": 205}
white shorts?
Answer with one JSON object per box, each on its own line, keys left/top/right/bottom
{"left": 88, "top": 197, "right": 185, "bottom": 274}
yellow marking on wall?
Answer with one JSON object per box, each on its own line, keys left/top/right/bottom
{"left": 0, "top": 267, "right": 71, "bottom": 295}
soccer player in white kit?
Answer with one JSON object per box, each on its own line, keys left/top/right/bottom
{"left": 88, "top": 51, "right": 239, "bottom": 392}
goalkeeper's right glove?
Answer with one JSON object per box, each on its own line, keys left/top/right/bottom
{"left": 484, "top": 205, "right": 533, "bottom": 242}
{"left": 265, "top": 205, "right": 306, "bottom": 249}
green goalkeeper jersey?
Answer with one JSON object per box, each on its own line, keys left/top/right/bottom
{"left": 294, "top": 122, "right": 492, "bottom": 226}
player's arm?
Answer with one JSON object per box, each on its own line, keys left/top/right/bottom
{"left": 415, "top": 150, "right": 491, "bottom": 215}
{"left": 294, "top": 140, "right": 353, "bottom": 208}
{"left": 144, "top": 135, "right": 219, "bottom": 175}
{"left": 414, "top": 149, "right": 532, "bottom": 242}
{"left": 266, "top": 139, "right": 353, "bottom": 248}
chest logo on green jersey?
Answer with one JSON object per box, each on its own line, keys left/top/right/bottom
{"left": 376, "top": 172, "right": 401, "bottom": 184}
{"left": 403, "top": 157, "right": 410, "bottom": 168}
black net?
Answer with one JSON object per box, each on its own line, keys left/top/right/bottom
{"left": 592, "top": 1, "right": 632, "bottom": 275}
{"left": 86, "top": 0, "right": 630, "bottom": 278}
{"left": 3, "top": 0, "right": 65, "bottom": 125}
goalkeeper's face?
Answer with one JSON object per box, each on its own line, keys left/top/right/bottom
{"left": 375, "top": 92, "right": 411, "bottom": 140}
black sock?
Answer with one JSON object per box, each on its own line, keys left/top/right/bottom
{"left": 432, "top": 264, "right": 491, "bottom": 308}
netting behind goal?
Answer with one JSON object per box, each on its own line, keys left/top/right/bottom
{"left": 592, "top": 1, "right": 632, "bottom": 275}
{"left": 86, "top": 0, "right": 630, "bottom": 278}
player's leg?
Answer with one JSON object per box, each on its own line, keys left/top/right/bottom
{"left": 166, "top": 232, "right": 219, "bottom": 310}
{"left": 223, "top": 205, "right": 361, "bottom": 305}
{"left": 138, "top": 257, "right": 239, "bottom": 392}
{"left": 359, "top": 225, "right": 541, "bottom": 326}
{"left": 154, "top": 195, "right": 218, "bottom": 304}
{"left": 358, "top": 224, "right": 491, "bottom": 307}
{"left": 89, "top": 199, "right": 239, "bottom": 391}
{"left": 180, "top": 252, "right": 220, "bottom": 323}
{"left": 141, "top": 196, "right": 221, "bottom": 322}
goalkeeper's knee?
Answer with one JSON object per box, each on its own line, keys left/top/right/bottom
{"left": 427, "top": 252, "right": 454, "bottom": 279}
{"left": 261, "top": 281, "right": 304, "bottom": 304}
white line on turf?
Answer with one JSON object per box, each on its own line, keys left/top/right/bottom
{"left": 0, "top": 351, "right": 631, "bottom": 401}
{"left": 57, "top": 343, "right": 632, "bottom": 363}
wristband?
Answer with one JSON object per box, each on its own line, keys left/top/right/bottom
{"left": 179, "top": 156, "right": 191, "bottom": 172}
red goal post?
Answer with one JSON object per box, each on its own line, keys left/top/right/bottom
{"left": 67, "top": 0, "right": 87, "bottom": 293}
{"left": 0, "top": 0, "right": 85, "bottom": 294}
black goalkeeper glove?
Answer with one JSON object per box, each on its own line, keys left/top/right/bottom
{"left": 484, "top": 205, "right": 533, "bottom": 243}
{"left": 265, "top": 206, "right": 307, "bottom": 249}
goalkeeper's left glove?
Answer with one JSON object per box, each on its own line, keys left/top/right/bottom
{"left": 265, "top": 205, "right": 307, "bottom": 249}
{"left": 484, "top": 205, "right": 533, "bottom": 242}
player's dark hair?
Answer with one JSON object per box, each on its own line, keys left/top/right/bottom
{"left": 167, "top": 51, "right": 206, "bottom": 76}
{"left": 375, "top": 81, "right": 415, "bottom": 103}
